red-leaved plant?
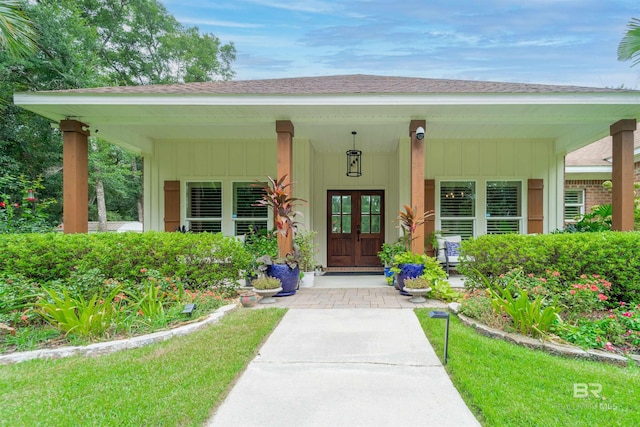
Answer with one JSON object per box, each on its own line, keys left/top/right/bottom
{"left": 253, "top": 175, "right": 306, "bottom": 259}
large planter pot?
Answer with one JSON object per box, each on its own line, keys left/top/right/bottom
{"left": 253, "top": 287, "right": 283, "bottom": 304}
{"left": 403, "top": 287, "right": 432, "bottom": 303}
{"left": 266, "top": 264, "right": 300, "bottom": 296}
{"left": 397, "top": 263, "right": 425, "bottom": 296}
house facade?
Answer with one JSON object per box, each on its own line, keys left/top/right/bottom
{"left": 14, "top": 75, "right": 640, "bottom": 270}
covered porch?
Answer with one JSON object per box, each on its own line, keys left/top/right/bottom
{"left": 14, "top": 75, "right": 640, "bottom": 268}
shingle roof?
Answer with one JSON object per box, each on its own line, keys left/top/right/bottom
{"left": 45, "top": 74, "right": 633, "bottom": 95}
{"left": 566, "top": 131, "right": 640, "bottom": 166}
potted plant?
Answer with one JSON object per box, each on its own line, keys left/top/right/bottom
{"left": 243, "top": 227, "right": 277, "bottom": 286}
{"left": 403, "top": 257, "right": 447, "bottom": 303}
{"left": 390, "top": 251, "right": 427, "bottom": 295}
{"left": 294, "top": 228, "right": 318, "bottom": 288}
{"left": 253, "top": 175, "right": 306, "bottom": 296}
{"left": 252, "top": 276, "right": 283, "bottom": 304}
{"left": 391, "top": 205, "right": 435, "bottom": 295}
{"left": 377, "top": 241, "right": 404, "bottom": 286}
{"left": 402, "top": 276, "right": 432, "bottom": 303}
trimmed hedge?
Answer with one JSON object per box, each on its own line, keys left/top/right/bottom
{"left": 458, "top": 232, "right": 640, "bottom": 302}
{"left": 0, "top": 232, "right": 251, "bottom": 289}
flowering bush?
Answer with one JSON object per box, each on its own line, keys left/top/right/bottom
{"left": 561, "top": 274, "right": 612, "bottom": 317}
{"left": 0, "top": 174, "right": 55, "bottom": 234}
{"left": 557, "top": 302, "right": 640, "bottom": 354}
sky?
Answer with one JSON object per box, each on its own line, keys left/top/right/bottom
{"left": 160, "top": 0, "right": 640, "bottom": 89}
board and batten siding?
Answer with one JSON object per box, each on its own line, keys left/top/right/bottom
{"left": 425, "top": 138, "right": 564, "bottom": 234}
{"left": 146, "top": 139, "right": 277, "bottom": 233}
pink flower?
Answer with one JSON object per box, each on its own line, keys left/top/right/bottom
{"left": 580, "top": 274, "right": 587, "bottom": 279}
{"left": 569, "top": 290, "right": 576, "bottom": 295}
{"left": 609, "top": 314, "right": 616, "bottom": 319}
{"left": 590, "top": 285, "right": 599, "bottom": 292}
{"left": 552, "top": 271, "right": 561, "bottom": 277}
{"left": 604, "top": 342, "right": 615, "bottom": 352}
{"left": 0, "top": 202, "right": 5, "bottom": 208}
{"left": 13, "top": 203, "right": 19, "bottom": 208}
{"left": 620, "top": 301, "right": 626, "bottom": 306}
{"left": 622, "top": 311, "right": 633, "bottom": 318}
{"left": 540, "top": 278, "right": 547, "bottom": 283}
{"left": 527, "top": 273, "right": 534, "bottom": 278}
{"left": 597, "top": 294, "right": 608, "bottom": 301}
{"left": 140, "top": 268, "right": 147, "bottom": 273}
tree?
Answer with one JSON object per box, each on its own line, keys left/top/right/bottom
{"left": 618, "top": 17, "right": 640, "bottom": 66}
{"left": 0, "top": 0, "right": 38, "bottom": 58}
{"left": 73, "top": 0, "right": 235, "bottom": 85}
{"left": 2, "top": 0, "right": 236, "bottom": 231}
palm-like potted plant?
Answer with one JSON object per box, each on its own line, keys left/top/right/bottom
{"left": 253, "top": 175, "right": 306, "bottom": 296}
{"left": 393, "top": 205, "right": 434, "bottom": 295}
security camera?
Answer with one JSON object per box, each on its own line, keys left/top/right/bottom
{"left": 415, "top": 126, "right": 425, "bottom": 140}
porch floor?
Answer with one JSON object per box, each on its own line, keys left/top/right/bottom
{"left": 249, "top": 274, "right": 467, "bottom": 309}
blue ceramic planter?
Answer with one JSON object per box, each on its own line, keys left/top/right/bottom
{"left": 267, "top": 264, "right": 300, "bottom": 296}
{"left": 397, "top": 264, "right": 424, "bottom": 296}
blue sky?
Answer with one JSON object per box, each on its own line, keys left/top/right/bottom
{"left": 160, "top": 0, "right": 640, "bottom": 89}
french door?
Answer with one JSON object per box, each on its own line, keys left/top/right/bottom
{"left": 327, "top": 190, "right": 384, "bottom": 267}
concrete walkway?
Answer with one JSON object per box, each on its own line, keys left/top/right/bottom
{"left": 207, "top": 276, "right": 480, "bottom": 426}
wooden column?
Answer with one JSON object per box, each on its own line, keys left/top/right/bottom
{"left": 275, "top": 120, "right": 295, "bottom": 255}
{"left": 410, "top": 120, "right": 426, "bottom": 254}
{"left": 610, "top": 119, "right": 637, "bottom": 231}
{"left": 60, "top": 119, "right": 89, "bottom": 234}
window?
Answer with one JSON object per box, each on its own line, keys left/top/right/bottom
{"left": 187, "top": 182, "right": 222, "bottom": 232}
{"left": 486, "top": 181, "right": 522, "bottom": 234}
{"left": 564, "top": 189, "right": 585, "bottom": 222}
{"left": 233, "top": 182, "right": 268, "bottom": 235}
{"left": 439, "top": 181, "right": 475, "bottom": 239}
{"left": 331, "top": 195, "right": 352, "bottom": 234}
{"left": 360, "top": 194, "right": 381, "bottom": 234}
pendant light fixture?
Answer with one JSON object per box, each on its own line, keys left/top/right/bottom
{"left": 346, "top": 131, "right": 362, "bottom": 177}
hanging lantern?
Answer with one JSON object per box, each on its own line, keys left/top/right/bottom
{"left": 346, "top": 131, "right": 362, "bottom": 177}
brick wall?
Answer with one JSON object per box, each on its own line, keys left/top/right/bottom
{"left": 564, "top": 161, "right": 640, "bottom": 224}
{"left": 565, "top": 180, "right": 611, "bottom": 215}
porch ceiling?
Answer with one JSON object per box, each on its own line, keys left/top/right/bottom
{"left": 14, "top": 92, "right": 640, "bottom": 155}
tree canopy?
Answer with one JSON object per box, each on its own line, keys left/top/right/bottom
{"left": 1, "top": 0, "right": 236, "bottom": 231}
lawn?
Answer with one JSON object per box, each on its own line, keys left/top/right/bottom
{"left": 415, "top": 309, "right": 640, "bottom": 427}
{"left": 0, "top": 308, "right": 286, "bottom": 426}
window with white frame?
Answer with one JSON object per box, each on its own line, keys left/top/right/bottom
{"left": 186, "top": 182, "right": 222, "bottom": 232}
{"left": 564, "top": 189, "right": 585, "bottom": 222}
{"left": 439, "top": 181, "right": 476, "bottom": 239}
{"left": 233, "top": 182, "right": 268, "bottom": 235}
{"left": 486, "top": 181, "right": 522, "bottom": 234}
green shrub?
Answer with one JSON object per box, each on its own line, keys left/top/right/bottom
{"left": 0, "top": 232, "right": 251, "bottom": 290}
{"left": 459, "top": 232, "right": 640, "bottom": 302}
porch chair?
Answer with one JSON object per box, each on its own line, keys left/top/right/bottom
{"left": 436, "top": 235, "right": 462, "bottom": 277}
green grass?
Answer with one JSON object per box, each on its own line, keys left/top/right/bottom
{"left": 0, "top": 308, "right": 287, "bottom": 426}
{"left": 415, "top": 309, "right": 640, "bottom": 427}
